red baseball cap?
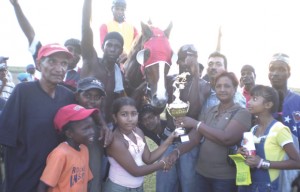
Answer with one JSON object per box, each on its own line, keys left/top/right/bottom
{"left": 54, "top": 104, "right": 99, "bottom": 132}
{"left": 37, "top": 43, "right": 73, "bottom": 61}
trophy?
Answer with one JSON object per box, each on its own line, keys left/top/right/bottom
{"left": 166, "top": 72, "right": 190, "bottom": 142}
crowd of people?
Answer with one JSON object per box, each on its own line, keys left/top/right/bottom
{"left": 1, "top": 0, "right": 300, "bottom": 192}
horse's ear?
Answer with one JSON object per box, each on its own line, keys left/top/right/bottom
{"left": 164, "top": 22, "right": 173, "bottom": 38}
{"left": 141, "top": 22, "right": 153, "bottom": 39}
{"left": 136, "top": 49, "right": 146, "bottom": 65}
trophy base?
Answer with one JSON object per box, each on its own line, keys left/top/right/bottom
{"left": 174, "top": 128, "right": 189, "bottom": 142}
{"left": 180, "top": 135, "right": 190, "bottom": 142}
{"left": 175, "top": 127, "right": 185, "bottom": 135}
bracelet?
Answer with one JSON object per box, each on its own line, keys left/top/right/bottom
{"left": 160, "top": 160, "right": 167, "bottom": 169}
{"left": 261, "top": 159, "right": 271, "bottom": 169}
{"left": 196, "top": 121, "right": 202, "bottom": 132}
{"left": 174, "top": 148, "right": 180, "bottom": 159}
{"left": 200, "top": 137, "right": 205, "bottom": 143}
{"left": 257, "top": 159, "right": 263, "bottom": 168}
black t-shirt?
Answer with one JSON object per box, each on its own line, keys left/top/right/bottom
{"left": 0, "top": 97, "right": 5, "bottom": 112}
{"left": 0, "top": 81, "right": 75, "bottom": 192}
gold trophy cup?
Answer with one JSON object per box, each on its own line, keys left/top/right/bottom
{"left": 166, "top": 72, "right": 190, "bottom": 142}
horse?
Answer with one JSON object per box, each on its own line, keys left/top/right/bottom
{"left": 124, "top": 22, "right": 173, "bottom": 114}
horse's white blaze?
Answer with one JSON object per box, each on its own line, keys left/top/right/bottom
{"left": 156, "top": 61, "right": 167, "bottom": 100}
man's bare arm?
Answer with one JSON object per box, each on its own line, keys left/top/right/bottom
{"left": 10, "top": 0, "right": 35, "bottom": 44}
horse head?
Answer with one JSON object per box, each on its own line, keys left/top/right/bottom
{"left": 124, "top": 22, "right": 173, "bottom": 112}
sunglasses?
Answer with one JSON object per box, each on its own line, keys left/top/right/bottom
{"left": 181, "top": 44, "right": 197, "bottom": 54}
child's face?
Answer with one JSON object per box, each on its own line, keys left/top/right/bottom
{"left": 247, "top": 95, "right": 266, "bottom": 115}
{"left": 77, "top": 89, "right": 104, "bottom": 109}
{"left": 69, "top": 117, "right": 96, "bottom": 146}
{"left": 113, "top": 105, "right": 138, "bottom": 132}
{"left": 140, "top": 112, "right": 160, "bottom": 132}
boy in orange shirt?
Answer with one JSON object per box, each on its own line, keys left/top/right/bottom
{"left": 37, "top": 104, "right": 98, "bottom": 192}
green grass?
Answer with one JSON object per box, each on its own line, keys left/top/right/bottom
{"left": 7, "top": 66, "right": 25, "bottom": 73}
{"left": 291, "top": 87, "right": 300, "bottom": 94}
{"left": 144, "top": 137, "right": 158, "bottom": 192}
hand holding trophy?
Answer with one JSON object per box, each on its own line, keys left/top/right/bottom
{"left": 166, "top": 72, "right": 190, "bottom": 142}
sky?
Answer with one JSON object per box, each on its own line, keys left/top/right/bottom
{"left": 1, "top": 0, "right": 299, "bottom": 88}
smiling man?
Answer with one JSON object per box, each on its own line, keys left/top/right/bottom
{"left": 0, "top": 44, "right": 76, "bottom": 192}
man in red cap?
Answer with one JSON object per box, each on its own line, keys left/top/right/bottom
{"left": 0, "top": 43, "right": 76, "bottom": 192}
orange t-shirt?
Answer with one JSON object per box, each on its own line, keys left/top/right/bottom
{"left": 40, "top": 142, "right": 93, "bottom": 192}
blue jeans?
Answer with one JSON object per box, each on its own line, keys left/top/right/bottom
{"left": 195, "top": 172, "right": 237, "bottom": 192}
{"left": 87, "top": 140, "right": 103, "bottom": 192}
{"left": 239, "top": 182, "right": 279, "bottom": 192}
{"left": 104, "top": 179, "right": 144, "bottom": 192}
{"left": 101, "top": 154, "right": 109, "bottom": 181}
{"left": 238, "top": 181, "right": 279, "bottom": 192}
{"left": 156, "top": 143, "right": 199, "bottom": 192}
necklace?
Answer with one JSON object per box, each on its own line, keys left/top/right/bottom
{"left": 121, "top": 130, "right": 144, "bottom": 154}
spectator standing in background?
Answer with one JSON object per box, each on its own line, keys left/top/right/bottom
{"left": 268, "top": 53, "right": 300, "bottom": 192}
{"left": 240, "top": 64, "right": 256, "bottom": 107}
{"left": 0, "top": 63, "right": 15, "bottom": 101}
{"left": 26, "top": 64, "right": 38, "bottom": 81}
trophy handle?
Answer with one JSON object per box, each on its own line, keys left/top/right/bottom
{"left": 186, "top": 101, "right": 190, "bottom": 113}
{"left": 166, "top": 103, "right": 172, "bottom": 117}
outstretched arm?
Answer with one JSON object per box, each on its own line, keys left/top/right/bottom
{"left": 10, "top": 0, "right": 35, "bottom": 44}
{"left": 81, "top": 0, "right": 98, "bottom": 77}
